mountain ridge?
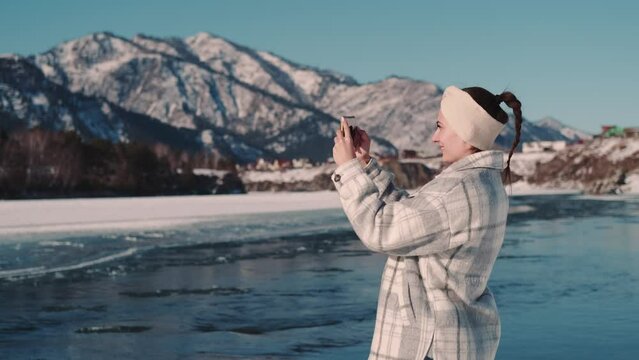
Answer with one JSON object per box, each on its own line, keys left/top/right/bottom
{"left": 1, "top": 31, "right": 591, "bottom": 164}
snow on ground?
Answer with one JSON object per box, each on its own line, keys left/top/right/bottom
{"left": 609, "top": 138, "right": 639, "bottom": 162}
{"left": 507, "top": 151, "right": 557, "bottom": 177}
{"left": 620, "top": 173, "right": 639, "bottom": 194}
{"left": 30, "top": 92, "right": 50, "bottom": 108}
{"left": 0, "top": 191, "right": 342, "bottom": 240}
{"left": 585, "top": 137, "right": 639, "bottom": 163}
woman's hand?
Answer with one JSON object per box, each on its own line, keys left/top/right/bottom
{"left": 332, "top": 117, "right": 357, "bottom": 166}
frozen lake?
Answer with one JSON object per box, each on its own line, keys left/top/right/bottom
{"left": 0, "top": 192, "right": 638, "bottom": 359}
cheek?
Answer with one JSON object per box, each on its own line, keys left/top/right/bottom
{"left": 440, "top": 130, "right": 452, "bottom": 144}
{"left": 442, "top": 131, "right": 463, "bottom": 151}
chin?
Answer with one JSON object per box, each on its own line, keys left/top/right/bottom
{"left": 441, "top": 153, "right": 461, "bottom": 164}
{"left": 440, "top": 154, "right": 451, "bottom": 164}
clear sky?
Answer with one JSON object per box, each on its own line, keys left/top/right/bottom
{"left": 2, "top": 0, "right": 638, "bottom": 134}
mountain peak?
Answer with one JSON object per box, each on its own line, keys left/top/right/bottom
{"left": 386, "top": 74, "right": 412, "bottom": 81}
{"left": 44, "top": 31, "right": 139, "bottom": 60}
{"left": 190, "top": 31, "right": 222, "bottom": 39}
{"left": 92, "top": 31, "right": 119, "bottom": 40}
{"left": 535, "top": 116, "right": 564, "bottom": 127}
{"left": 534, "top": 116, "right": 593, "bottom": 141}
{"left": 62, "top": 31, "right": 124, "bottom": 48}
{"left": 186, "top": 32, "right": 233, "bottom": 46}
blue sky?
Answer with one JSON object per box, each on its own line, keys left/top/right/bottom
{"left": 2, "top": 0, "right": 638, "bottom": 133}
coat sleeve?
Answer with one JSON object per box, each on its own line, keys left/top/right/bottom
{"left": 331, "top": 158, "right": 453, "bottom": 256}
{"left": 361, "top": 157, "right": 411, "bottom": 203}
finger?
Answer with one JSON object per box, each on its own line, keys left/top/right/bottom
{"left": 335, "top": 128, "right": 343, "bottom": 140}
{"left": 342, "top": 116, "right": 350, "bottom": 128}
{"left": 342, "top": 118, "right": 352, "bottom": 140}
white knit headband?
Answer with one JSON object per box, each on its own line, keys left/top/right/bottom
{"left": 440, "top": 85, "right": 506, "bottom": 150}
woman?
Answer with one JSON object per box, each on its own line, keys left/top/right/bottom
{"left": 331, "top": 85, "right": 523, "bottom": 360}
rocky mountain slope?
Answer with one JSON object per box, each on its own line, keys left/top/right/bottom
{"left": 527, "top": 137, "right": 639, "bottom": 194}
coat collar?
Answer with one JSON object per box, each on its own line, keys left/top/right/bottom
{"left": 438, "top": 150, "right": 505, "bottom": 175}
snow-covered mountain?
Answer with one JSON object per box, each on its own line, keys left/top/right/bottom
{"left": 0, "top": 55, "right": 182, "bottom": 145}
{"left": 1, "top": 31, "right": 590, "bottom": 164}
{"left": 0, "top": 55, "right": 271, "bottom": 162}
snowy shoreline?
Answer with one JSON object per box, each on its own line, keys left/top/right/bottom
{"left": 0, "top": 185, "right": 594, "bottom": 240}
{"left": 0, "top": 191, "right": 343, "bottom": 240}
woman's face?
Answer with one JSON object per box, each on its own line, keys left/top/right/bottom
{"left": 431, "top": 111, "right": 477, "bottom": 163}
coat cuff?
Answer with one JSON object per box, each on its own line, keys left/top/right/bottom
{"left": 331, "top": 157, "right": 361, "bottom": 183}
{"left": 362, "top": 157, "right": 378, "bottom": 175}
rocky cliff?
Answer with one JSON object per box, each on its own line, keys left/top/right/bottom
{"left": 526, "top": 137, "right": 639, "bottom": 194}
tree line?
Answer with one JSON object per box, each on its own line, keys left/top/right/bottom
{"left": 0, "top": 127, "right": 245, "bottom": 199}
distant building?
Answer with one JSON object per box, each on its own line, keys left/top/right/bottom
{"left": 249, "top": 157, "right": 310, "bottom": 171}
{"left": 597, "top": 125, "right": 638, "bottom": 138}
{"left": 292, "top": 158, "right": 312, "bottom": 168}
{"left": 273, "top": 159, "right": 292, "bottom": 170}
{"left": 600, "top": 125, "right": 625, "bottom": 137}
{"left": 522, "top": 140, "right": 567, "bottom": 153}
{"left": 255, "top": 158, "right": 271, "bottom": 171}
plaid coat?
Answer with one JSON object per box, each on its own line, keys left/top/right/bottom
{"left": 331, "top": 150, "right": 509, "bottom": 360}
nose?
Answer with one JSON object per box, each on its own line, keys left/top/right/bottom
{"left": 431, "top": 129, "right": 439, "bottom": 143}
